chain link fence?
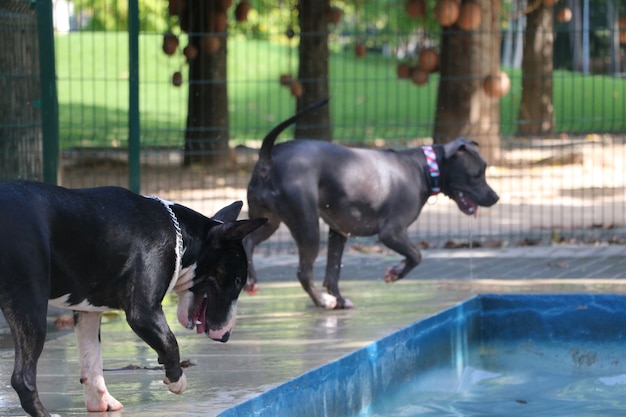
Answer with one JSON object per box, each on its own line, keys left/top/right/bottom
{"left": 2, "top": 0, "right": 625, "bottom": 252}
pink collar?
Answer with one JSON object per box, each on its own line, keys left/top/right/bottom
{"left": 421, "top": 146, "right": 441, "bottom": 195}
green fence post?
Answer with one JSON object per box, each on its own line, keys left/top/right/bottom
{"left": 36, "top": 0, "right": 59, "bottom": 185}
{"left": 128, "top": 0, "right": 140, "bottom": 193}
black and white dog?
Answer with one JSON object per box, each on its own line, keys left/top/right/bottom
{"left": 0, "top": 180, "right": 265, "bottom": 417}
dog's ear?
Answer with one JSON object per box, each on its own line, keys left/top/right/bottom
{"left": 212, "top": 201, "right": 244, "bottom": 222}
{"left": 443, "top": 137, "right": 479, "bottom": 158}
{"left": 211, "top": 218, "right": 267, "bottom": 242}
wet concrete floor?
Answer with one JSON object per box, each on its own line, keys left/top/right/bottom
{"left": 0, "top": 245, "right": 625, "bottom": 416}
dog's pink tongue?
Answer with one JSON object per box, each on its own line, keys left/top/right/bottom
{"left": 193, "top": 296, "right": 208, "bottom": 334}
{"left": 454, "top": 190, "right": 478, "bottom": 217}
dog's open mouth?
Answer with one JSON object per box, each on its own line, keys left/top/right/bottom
{"left": 192, "top": 293, "right": 208, "bottom": 334}
{"left": 178, "top": 290, "right": 234, "bottom": 341}
{"left": 452, "top": 190, "right": 478, "bottom": 216}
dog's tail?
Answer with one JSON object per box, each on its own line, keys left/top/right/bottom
{"left": 258, "top": 98, "right": 330, "bottom": 162}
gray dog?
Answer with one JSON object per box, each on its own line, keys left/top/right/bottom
{"left": 244, "top": 100, "right": 499, "bottom": 309}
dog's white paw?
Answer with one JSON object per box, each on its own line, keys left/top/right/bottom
{"left": 320, "top": 293, "right": 338, "bottom": 309}
{"left": 83, "top": 378, "right": 124, "bottom": 412}
{"left": 85, "top": 394, "right": 123, "bottom": 412}
{"left": 343, "top": 298, "right": 355, "bottom": 308}
{"left": 164, "top": 373, "right": 187, "bottom": 394}
{"left": 383, "top": 267, "right": 401, "bottom": 283}
{"left": 245, "top": 282, "right": 260, "bottom": 295}
{"left": 320, "top": 293, "right": 337, "bottom": 309}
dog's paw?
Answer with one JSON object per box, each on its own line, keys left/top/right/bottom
{"left": 164, "top": 373, "right": 187, "bottom": 395}
{"left": 383, "top": 267, "right": 401, "bottom": 283}
{"left": 341, "top": 298, "right": 355, "bottom": 309}
{"left": 85, "top": 392, "right": 123, "bottom": 412}
{"left": 245, "top": 282, "right": 259, "bottom": 295}
{"left": 83, "top": 379, "right": 124, "bottom": 412}
{"left": 383, "top": 263, "right": 404, "bottom": 284}
{"left": 319, "top": 293, "right": 338, "bottom": 309}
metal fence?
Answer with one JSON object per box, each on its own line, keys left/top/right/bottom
{"left": 2, "top": 0, "right": 625, "bottom": 252}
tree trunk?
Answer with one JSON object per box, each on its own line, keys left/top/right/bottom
{"left": 433, "top": 0, "right": 501, "bottom": 164}
{"left": 568, "top": 0, "right": 582, "bottom": 72}
{"left": 517, "top": 2, "right": 555, "bottom": 136}
{"left": 502, "top": 0, "right": 524, "bottom": 69}
{"left": 183, "top": 0, "right": 229, "bottom": 166}
{"left": 0, "top": 0, "right": 43, "bottom": 180}
{"left": 607, "top": 0, "right": 620, "bottom": 75}
{"left": 295, "top": 0, "right": 331, "bottom": 140}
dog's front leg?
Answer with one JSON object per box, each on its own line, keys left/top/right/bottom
{"left": 125, "top": 306, "right": 186, "bottom": 395}
{"left": 378, "top": 228, "right": 422, "bottom": 283}
{"left": 74, "top": 311, "right": 124, "bottom": 412}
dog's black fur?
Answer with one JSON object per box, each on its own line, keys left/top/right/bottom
{"left": 0, "top": 180, "right": 265, "bottom": 417}
{"left": 244, "top": 100, "right": 499, "bottom": 309}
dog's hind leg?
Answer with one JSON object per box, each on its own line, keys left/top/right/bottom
{"left": 378, "top": 227, "right": 422, "bottom": 283}
{"left": 322, "top": 228, "right": 354, "bottom": 308}
{"left": 296, "top": 241, "right": 338, "bottom": 309}
{"left": 3, "top": 299, "right": 49, "bottom": 417}
{"left": 285, "top": 216, "right": 338, "bottom": 309}
{"left": 74, "top": 311, "right": 124, "bottom": 412}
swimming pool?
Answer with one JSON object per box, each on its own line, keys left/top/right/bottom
{"left": 218, "top": 294, "right": 626, "bottom": 417}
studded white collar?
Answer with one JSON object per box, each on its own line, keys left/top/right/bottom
{"left": 147, "top": 196, "right": 184, "bottom": 293}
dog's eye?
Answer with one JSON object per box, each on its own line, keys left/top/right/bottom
{"left": 234, "top": 276, "right": 243, "bottom": 287}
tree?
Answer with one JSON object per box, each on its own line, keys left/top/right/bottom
{"left": 517, "top": 1, "right": 554, "bottom": 135}
{"left": 433, "top": 0, "right": 503, "bottom": 163}
{"left": 294, "top": 0, "right": 332, "bottom": 140}
{"left": 0, "top": 1, "right": 42, "bottom": 180}
{"left": 180, "top": 0, "right": 230, "bottom": 166}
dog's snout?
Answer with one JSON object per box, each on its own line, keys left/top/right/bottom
{"left": 475, "top": 186, "right": 499, "bottom": 207}
{"left": 487, "top": 190, "right": 499, "bottom": 206}
{"left": 212, "top": 331, "right": 230, "bottom": 343}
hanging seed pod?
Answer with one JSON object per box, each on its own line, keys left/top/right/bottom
{"left": 327, "top": 7, "right": 342, "bottom": 24}
{"left": 418, "top": 48, "right": 439, "bottom": 73}
{"left": 172, "top": 71, "right": 183, "bottom": 87}
{"left": 202, "top": 35, "right": 221, "bottom": 54}
{"left": 458, "top": 2, "right": 481, "bottom": 31}
{"left": 162, "top": 32, "right": 179, "bottom": 56}
{"left": 234, "top": 1, "right": 252, "bottom": 22}
{"left": 167, "top": 0, "right": 186, "bottom": 17}
{"left": 397, "top": 63, "right": 411, "bottom": 80}
{"left": 410, "top": 67, "right": 429, "bottom": 86}
{"left": 556, "top": 7, "right": 572, "bottom": 23}
{"left": 290, "top": 81, "right": 303, "bottom": 97}
{"left": 183, "top": 44, "right": 199, "bottom": 62}
{"left": 214, "top": 12, "right": 228, "bottom": 32}
{"left": 434, "top": 0, "right": 460, "bottom": 27}
{"left": 483, "top": 72, "right": 511, "bottom": 98}
{"left": 279, "top": 74, "right": 293, "bottom": 86}
{"left": 355, "top": 43, "right": 367, "bottom": 58}
{"left": 404, "top": 0, "right": 426, "bottom": 19}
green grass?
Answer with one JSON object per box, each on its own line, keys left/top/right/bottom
{"left": 54, "top": 32, "right": 626, "bottom": 149}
